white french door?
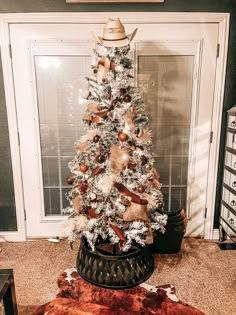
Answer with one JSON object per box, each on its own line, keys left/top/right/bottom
{"left": 3, "top": 13, "right": 228, "bottom": 239}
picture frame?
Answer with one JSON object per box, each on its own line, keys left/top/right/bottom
{"left": 66, "top": 0, "right": 164, "bottom": 3}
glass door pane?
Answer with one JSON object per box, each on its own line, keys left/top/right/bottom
{"left": 35, "top": 55, "right": 91, "bottom": 216}
{"left": 138, "top": 55, "right": 194, "bottom": 211}
{"left": 0, "top": 65, "right": 17, "bottom": 231}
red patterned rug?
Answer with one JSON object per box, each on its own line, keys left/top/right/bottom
{"left": 34, "top": 268, "right": 204, "bottom": 315}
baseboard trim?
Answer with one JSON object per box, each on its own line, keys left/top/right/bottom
{"left": 0, "top": 232, "right": 25, "bottom": 242}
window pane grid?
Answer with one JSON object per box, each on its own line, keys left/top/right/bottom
{"left": 138, "top": 54, "right": 193, "bottom": 211}
{"left": 35, "top": 55, "right": 90, "bottom": 216}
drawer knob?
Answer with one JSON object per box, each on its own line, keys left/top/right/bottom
{"left": 232, "top": 181, "right": 236, "bottom": 187}
{"left": 229, "top": 218, "right": 234, "bottom": 225}
{"left": 234, "top": 162, "right": 236, "bottom": 168}
{"left": 231, "top": 121, "right": 236, "bottom": 128}
{"left": 230, "top": 200, "right": 236, "bottom": 206}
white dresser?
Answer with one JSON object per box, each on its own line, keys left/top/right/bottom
{"left": 219, "top": 106, "right": 236, "bottom": 246}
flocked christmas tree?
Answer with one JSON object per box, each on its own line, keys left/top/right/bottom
{"left": 64, "top": 18, "right": 167, "bottom": 253}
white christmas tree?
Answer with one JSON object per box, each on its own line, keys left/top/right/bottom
{"left": 64, "top": 18, "right": 167, "bottom": 253}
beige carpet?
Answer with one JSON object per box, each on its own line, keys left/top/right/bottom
{"left": 0, "top": 238, "right": 235, "bottom": 315}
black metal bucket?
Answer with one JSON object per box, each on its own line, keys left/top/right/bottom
{"left": 153, "top": 209, "right": 186, "bottom": 254}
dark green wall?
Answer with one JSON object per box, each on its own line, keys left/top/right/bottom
{"left": 0, "top": 0, "right": 235, "bottom": 231}
{"left": 0, "top": 0, "right": 234, "bottom": 13}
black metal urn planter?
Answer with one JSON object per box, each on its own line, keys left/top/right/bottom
{"left": 76, "top": 238, "right": 154, "bottom": 289}
{"left": 153, "top": 209, "right": 186, "bottom": 254}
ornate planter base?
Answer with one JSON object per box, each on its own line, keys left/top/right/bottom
{"left": 76, "top": 239, "right": 154, "bottom": 289}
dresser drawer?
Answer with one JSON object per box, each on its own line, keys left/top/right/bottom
{"left": 226, "top": 132, "right": 236, "bottom": 150}
{"left": 222, "top": 187, "right": 236, "bottom": 206}
{"left": 225, "top": 151, "right": 236, "bottom": 169}
{"left": 228, "top": 115, "right": 236, "bottom": 129}
{"left": 220, "top": 204, "right": 236, "bottom": 242}
{"left": 223, "top": 169, "right": 236, "bottom": 190}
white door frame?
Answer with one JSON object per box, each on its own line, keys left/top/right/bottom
{"left": 0, "top": 12, "right": 229, "bottom": 241}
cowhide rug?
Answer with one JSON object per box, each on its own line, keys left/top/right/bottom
{"left": 34, "top": 268, "right": 204, "bottom": 315}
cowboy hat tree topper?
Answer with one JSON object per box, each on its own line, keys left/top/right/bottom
{"left": 64, "top": 18, "right": 167, "bottom": 253}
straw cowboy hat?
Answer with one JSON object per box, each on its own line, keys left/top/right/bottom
{"left": 96, "top": 18, "right": 137, "bottom": 48}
